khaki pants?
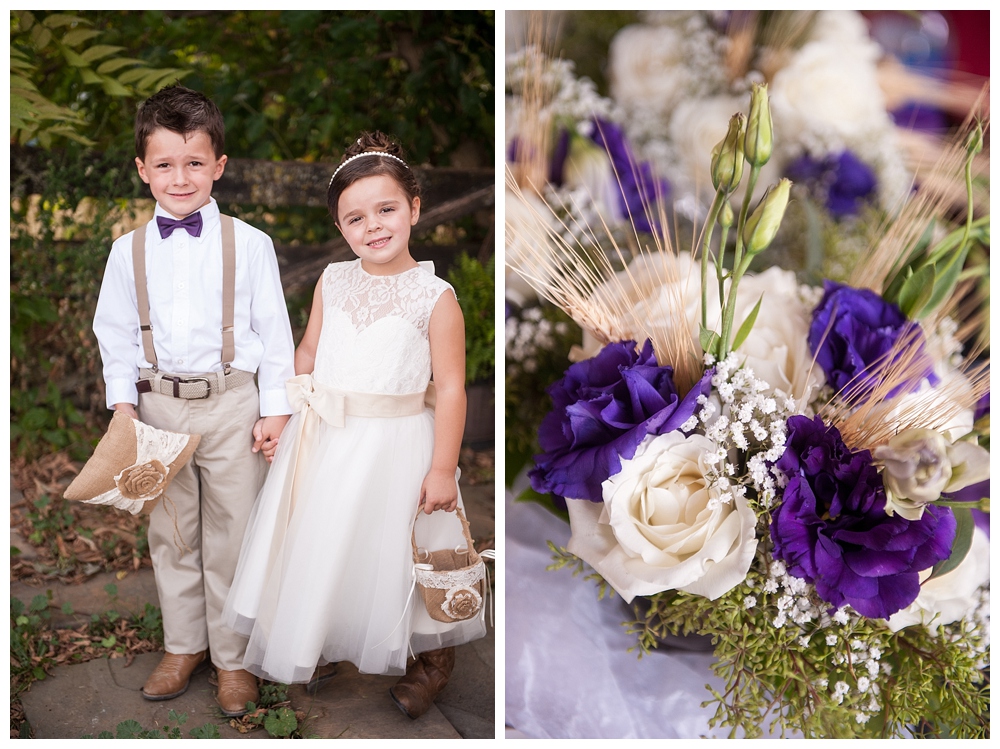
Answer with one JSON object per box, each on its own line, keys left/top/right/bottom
{"left": 139, "top": 379, "right": 266, "bottom": 670}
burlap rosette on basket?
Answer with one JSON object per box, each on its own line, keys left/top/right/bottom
{"left": 412, "top": 506, "right": 494, "bottom": 623}
{"left": 64, "top": 412, "right": 200, "bottom": 549}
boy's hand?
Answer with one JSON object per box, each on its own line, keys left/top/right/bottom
{"left": 419, "top": 468, "right": 458, "bottom": 514}
{"left": 114, "top": 403, "right": 138, "bottom": 420}
{"left": 252, "top": 415, "right": 291, "bottom": 463}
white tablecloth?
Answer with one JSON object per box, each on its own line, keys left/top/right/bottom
{"left": 504, "top": 483, "right": 731, "bottom": 739}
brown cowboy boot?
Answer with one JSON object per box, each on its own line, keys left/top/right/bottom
{"left": 388, "top": 647, "right": 456, "bottom": 719}
{"left": 214, "top": 668, "right": 260, "bottom": 717}
{"left": 141, "top": 651, "right": 208, "bottom": 700}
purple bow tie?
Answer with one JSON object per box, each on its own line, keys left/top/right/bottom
{"left": 156, "top": 212, "right": 203, "bottom": 239}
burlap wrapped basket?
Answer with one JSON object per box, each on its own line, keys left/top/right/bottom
{"left": 63, "top": 411, "right": 200, "bottom": 516}
{"left": 412, "top": 506, "right": 488, "bottom": 623}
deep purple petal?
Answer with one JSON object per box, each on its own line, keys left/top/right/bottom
{"left": 770, "top": 415, "right": 956, "bottom": 618}
{"left": 531, "top": 339, "right": 706, "bottom": 502}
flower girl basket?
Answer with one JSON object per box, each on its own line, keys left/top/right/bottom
{"left": 411, "top": 506, "right": 495, "bottom": 623}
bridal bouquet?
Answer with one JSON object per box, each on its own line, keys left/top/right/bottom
{"left": 506, "top": 75, "right": 990, "bottom": 738}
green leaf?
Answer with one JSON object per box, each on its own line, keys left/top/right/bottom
{"left": 927, "top": 506, "right": 974, "bottom": 581}
{"left": 42, "top": 13, "right": 88, "bottom": 29}
{"left": 104, "top": 583, "right": 118, "bottom": 598}
{"left": 96, "top": 57, "right": 144, "bottom": 75}
{"left": 30, "top": 25, "right": 53, "bottom": 50}
{"left": 100, "top": 635, "right": 116, "bottom": 648}
{"left": 79, "top": 68, "right": 102, "bottom": 86}
{"left": 61, "top": 47, "right": 88, "bottom": 67}
{"left": 731, "top": 294, "right": 763, "bottom": 352}
{"left": 699, "top": 324, "right": 720, "bottom": 358}
{"left": 896, "top": 264, "right": 935, "bottom": 318}
{"left": 13, "top": 10, "right": 35, "bottom": 31}
{"left": 190, "top": 723, "right": 221, "bottom": 739}
{"left": 60, "top": 28, "right": 102, "bottom": 48}
{"left": 115, "top": 720, "right": 144, "bottom": 739}
{"left": 263, "top": 707, "right": 298, "bottom": 738}
{"left": 516, "top": 486, "right": 570, "bottom": 523}
{"left": 99, "top": 75, "right": 131, "bottom": 97}
{"left": 919, "top": 243, "right": 971, "bottom": 319}
{"left": 79, "top": 44, "right": 125, "bottom": 64}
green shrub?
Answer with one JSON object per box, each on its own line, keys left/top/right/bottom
{"left": 447, "top": 252, "right": 494, "bottom": 384}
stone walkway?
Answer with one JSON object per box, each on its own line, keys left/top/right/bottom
{"left": 12, "top": 476, "right": 496, "bottom": 739}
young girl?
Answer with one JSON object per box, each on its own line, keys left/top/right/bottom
{"left": 223, "top": 132, "right": 487, "bottom": 718}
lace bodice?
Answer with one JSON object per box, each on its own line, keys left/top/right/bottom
{"left": 312, "top": 260, "right": 455, "bottom": 394}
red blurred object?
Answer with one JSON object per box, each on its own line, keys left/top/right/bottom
{"left": 943, "top": 10, "right": 989, "bottom": 77}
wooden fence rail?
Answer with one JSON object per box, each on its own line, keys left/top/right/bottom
{"left": 11, "top": 146, "right": 495, "bottom": 294}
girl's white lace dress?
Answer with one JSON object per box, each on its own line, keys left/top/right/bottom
{"left": 224, "top": 259, "right": 486, "bottom": 682}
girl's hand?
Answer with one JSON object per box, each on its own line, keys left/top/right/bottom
{"left": 419, "top": 468, "right": 458, "bottom": 514}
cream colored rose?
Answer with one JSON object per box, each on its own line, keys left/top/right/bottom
{"left": 442, "top": 586, "right": 482, "bottom": 620}
{"left": 886, "top": 526, "right": 989, "bottom": 632}
{"left": 609, "top": 24, "right": 691, "bottom": 121}
{"left": 567, "top": 432, "right": 758, "bottom": 601}
{"left": 770, "top": 11, "right": 890, "bottom": 156}
{"left": 115, "top": 460, "right": 168, "bottom": 501}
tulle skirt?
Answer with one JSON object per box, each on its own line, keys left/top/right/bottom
{"left": 223, "top": 408, "right": 487, "bottom": 682}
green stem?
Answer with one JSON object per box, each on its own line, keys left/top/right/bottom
{"left": 701, "top": 190, "right": 727, "bottom": 333}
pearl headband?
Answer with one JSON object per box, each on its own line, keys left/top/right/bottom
{"left": 328, "top": 151, "right": 409, "bottom": 188}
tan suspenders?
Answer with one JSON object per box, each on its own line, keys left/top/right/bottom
{"left": 131, "top": 214, "right": 237, "bottom": 374}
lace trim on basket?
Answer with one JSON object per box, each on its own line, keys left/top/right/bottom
{"left": 414, "top": 563, "right": 486, "bottom": 590}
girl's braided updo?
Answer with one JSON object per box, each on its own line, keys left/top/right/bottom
{"left": 326, "top": 131, "right": 421, "bottom": 223}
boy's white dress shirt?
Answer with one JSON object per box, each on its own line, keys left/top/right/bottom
{"left": 94, "top": 198, "right": 294, "bottom": 416}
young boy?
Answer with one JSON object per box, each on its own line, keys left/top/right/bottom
{"left": 93, "top": 84, "right": 295, "bottom": 717}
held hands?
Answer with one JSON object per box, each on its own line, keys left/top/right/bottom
{"left": 252, "top": 414, "right": 291, "bottom": 463}
{"left": 419, "top": 468, "right": 458, "bottom": 514}
{"left": 113, "top": 403, "right": 138, "bottom": 420}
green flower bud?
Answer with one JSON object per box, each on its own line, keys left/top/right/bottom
{"left": 966, "top": 123, "right": 984, "bottom": 155}
{"left": 710, "top": 113, "right": 745, "bottom": 194}
{"left": 719, "top": 200, "right": 734, "bottom": 229}
{"left": 744, "top": 82, "right": 773, "bottom": 168}
{"left": 742, "top": 178, "right": 791, "bottom": 255}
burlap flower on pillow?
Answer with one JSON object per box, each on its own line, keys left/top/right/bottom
{"left": 116, "top": 459, "right": 169, "bottom": 501}
{"left": 442, "top": 586, "right": 482, "bottom": 620}
{"left": 64, "top": 412, "right": 199, "bottom": 515}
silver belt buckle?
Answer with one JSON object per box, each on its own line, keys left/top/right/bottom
{"left": 163, "top": 375, "right": 212, "bottom": 399}
{"left": 184, "top": 377, "right": 212, "bottom": 400}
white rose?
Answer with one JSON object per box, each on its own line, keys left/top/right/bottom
{"left": 770, "top": 15, "right": 889, "bottom": 157}
{"left": 609, "top": 24, "right": 691, "bottom": 121}
{"left": 566, "top": 432, "right": 758, "bottom": 602}
{"left": 719, "top": 266, "right": 825, "bottom": 406}
{"left": 886, "top": 527, "right": 990, "bottom": 632}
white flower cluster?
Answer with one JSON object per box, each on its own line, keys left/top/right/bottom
{"left": 760, "top": 559, "right": 821, "bottom": 629}
{"left": 505, "top": 306, "right": 569, "bottom": 375}
{"left": 506, "top": 46, "right": 620, "bottom": 144}
{"left": 697, "top": 353, "right": 793, "bottom": 509}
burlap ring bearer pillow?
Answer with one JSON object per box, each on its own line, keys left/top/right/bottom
{"left": 64, "top": 411, "right": 200, "bottom": 515}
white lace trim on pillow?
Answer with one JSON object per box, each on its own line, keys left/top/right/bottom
{"left": 84, "top": 419, "right": 191, "bottom": 515}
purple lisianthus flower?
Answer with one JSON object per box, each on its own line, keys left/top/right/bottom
{"left": 785, "top": 150, "right": 877, "bottom": 218}
{"left": 589, "top": 118, "right": 670, "bottom": 234}
{"left": 770, "top": 415, "right": 957, "bottom": 620}
{"left": 529, "top": 339, "right": 712, "bottom": 503}
{"left": 808, "top": 281, "right": 934, "bottom": 400}
{"left": 548, "top": 127, "right": 571, "bottom": 186}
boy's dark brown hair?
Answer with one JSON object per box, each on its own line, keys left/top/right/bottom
{"left": 134, "top": 84, "right": 225, "bottom": 161}
{"left": 327, "top": 131, "right": 421, "bottom": 223}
